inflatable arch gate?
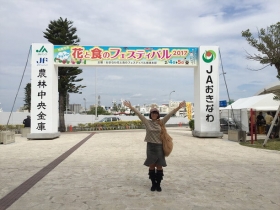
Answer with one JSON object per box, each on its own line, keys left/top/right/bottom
{"left": 28, "top": 44, "right": 223, "bottom": 139}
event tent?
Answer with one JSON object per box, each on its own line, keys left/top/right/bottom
{"left": 255, "top": 81, "right": 280, "bottom": 97}
{"left": 220, "top": 93, "right": 280, "bottom": 132}
{"left": 223, "top": 93, "right": 279, "bottom": 111}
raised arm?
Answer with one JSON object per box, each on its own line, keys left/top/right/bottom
{"left": 123, "top": 100, "right": 147, "bottom": 123}
{"left": 161, "top": 101, "right": 186, "bottom": 124}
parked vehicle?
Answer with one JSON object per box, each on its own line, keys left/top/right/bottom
{"left": 98, "top": 117, "right": 121, "bottom": 122}
{"left": 220, "top": 117, "right": 237, "bottom": 133}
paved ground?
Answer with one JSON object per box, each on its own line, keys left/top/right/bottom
{"left": 0, "top": 127, "right": 280, "bottom": 210}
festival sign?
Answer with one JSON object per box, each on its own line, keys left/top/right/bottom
{"left": 29, "top": 43, "right": 222, "bottom": 140}
{"left": 53, "top": 46, "right": 199, "bottom": 67}
{"left": 193, "top": 46, "right": 220, "bottom": 134}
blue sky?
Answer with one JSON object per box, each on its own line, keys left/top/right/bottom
{"left": 0, "top": 0, "right": 279, "bottom": 111}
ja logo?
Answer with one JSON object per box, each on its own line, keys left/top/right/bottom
{"left": 202, "top": 50, "right": 216, "bottom": 63}
{"left": 36, "top": 46, "right": 48, "bottom": 54}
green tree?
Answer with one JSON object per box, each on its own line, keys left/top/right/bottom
{"left": 241, "top": 22, "right": 280, "bottom": 79}
{"left": 43, "top": 17, "right": 85, "bottom": 132}
{"left": 112, "top": 103, "right": 126, "bottom": 113}
{"left": 87, "top": 106, "right": 110, "bottom": 115}
{"left": 112, "top": 102, "right": 122, "bottom": 112}
{"left": 23, "top": 83, "right": 31, "bottom": 112}
{"left": 228, "top": 99, "right": 235, "bottom": 105}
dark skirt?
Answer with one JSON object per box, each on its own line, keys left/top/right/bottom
{"left": 144, "top": 142, "right": 167, "bottom": 167}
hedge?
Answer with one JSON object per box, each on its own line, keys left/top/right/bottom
{"left": 0, "top": 120, "right": 145, "bottom": 133}
{"left": 0, "top": 124, "right": 24, "bottom": 133}
{"left": 70, "top": 120, "right": 144, "bottom": 131}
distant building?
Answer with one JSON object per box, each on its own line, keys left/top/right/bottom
{"left": 169, "top": 101, "right": 186, "bottom": 117}
{"left": 69, "top": 104, "right": 82, "bottom": 114}
{"left": 124, "top": 101, "right": 186, "bottom": 117}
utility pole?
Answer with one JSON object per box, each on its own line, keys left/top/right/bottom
{"left": 169, "top": 90, "right": 175, "bottom": 107}
{"left": 95, "top": 69, "right": 98, "bottom": 120}
{"left": 83, "top": 98, "right": 86, "bottom": 113}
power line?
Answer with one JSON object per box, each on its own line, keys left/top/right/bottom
{"left": 219, "top": 48, "right": 237, "bottom": 125}
{"left": 6, "top": 45, "right": 31, "bottom": 127}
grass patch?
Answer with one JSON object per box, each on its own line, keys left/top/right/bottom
{"left": 240, "top": 138, "right": 280, "bottom": 151}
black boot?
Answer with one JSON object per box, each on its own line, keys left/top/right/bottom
{"left": 148, "top": 169, "right": 156, "bottom": 191}
{"left": 156, "top": 170, "right": 164, "bottom": 192}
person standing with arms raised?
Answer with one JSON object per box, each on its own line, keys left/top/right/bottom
{"left": 123, "top": 100, "right": 185, "bottom": 192}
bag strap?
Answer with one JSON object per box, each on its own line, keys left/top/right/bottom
{"left": 156, "top": 119, "right": 163, "bottom": 127}
{"left": 157, "top": 120, "right": 167, "bottom": 133}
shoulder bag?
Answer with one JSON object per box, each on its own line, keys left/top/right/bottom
{"left": 157, "top": 120, "right": 173, "bottom": 157}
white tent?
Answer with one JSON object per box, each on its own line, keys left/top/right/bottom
{"left": 220, "top": 93, "right": 280, "bottom": 132}
{"left": 255, "top": 81, "right": 280, "bottom": 97}
{"left": 223, "top": 93, "right": 279, "bottom": 111}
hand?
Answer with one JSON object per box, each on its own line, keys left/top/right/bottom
{"left": 123, "top": 100, "right": 132, "bottom": 109}
{"left": 178, "top": 101, "right": 186, "bottom": 109}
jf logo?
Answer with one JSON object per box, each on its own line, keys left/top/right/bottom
{"left": 202, "top": 50, "right": 216, "bottom": 63}
{"left": 37, "top": 58, "right": 48, "bottom": 64}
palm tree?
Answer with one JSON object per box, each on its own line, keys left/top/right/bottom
{"left": 43, "top": 17, "right": 85, "bottom": 132}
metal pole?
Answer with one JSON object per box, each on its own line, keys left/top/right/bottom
{"left": 263, "top": 105, "right": 280, "bottom": 147}
{"left": 254, "top": 110, "right": 257, "bottom": 142}
{"left": 95, "top": 69, "right": 98, "bottom": 120}
{"left": 83, "top": 98, "right": 86, "bottom": 113}
{"left": 250, "top": 109, "right": 253, "bottom": 144}
{"left": 219, "top": 49, "right": 236, "bottom": 125}
{"left": 169, "top": 90, "right": 175, "bottom": 107}
{"left": 65, "top": 93, "right": 67, "bottom": 131}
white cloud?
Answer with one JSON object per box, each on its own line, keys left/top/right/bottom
{"left": 104, "top": 75, "right": 123, "bottom": 80}
{"left": 0, "top": 0, "right": 279, "bottom": 111}
{"left": 131, "top": 94, "right": 142, "bottom": 97}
